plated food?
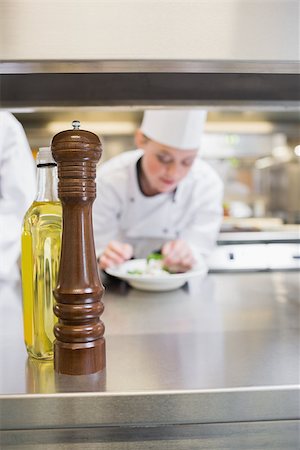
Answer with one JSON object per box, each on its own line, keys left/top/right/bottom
{"left": 105, "top": 257, "right": 207, "bottom": 292}
{"left": 127, "top": 252, "right": 170, "bottom": 277}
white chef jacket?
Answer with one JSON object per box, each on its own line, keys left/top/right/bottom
{"left": 93, "top": 150, "right": 223, "bottom": 264}
{"left": 0, "top": 112, "right": 36, "bottom": 280}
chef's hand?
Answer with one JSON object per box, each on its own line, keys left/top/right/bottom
{"left": 162, "top": 240, "right": 196, "bottom": 273}
{"left": 98, "top": 240, "right": 133, "bottom": 270}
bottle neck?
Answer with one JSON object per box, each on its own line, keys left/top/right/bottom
{"left": 35, "top": 164, "right": 59, "bottom": 202}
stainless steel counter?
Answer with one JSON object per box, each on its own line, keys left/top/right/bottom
{"left": 218, "top": 230, "right": 300, "bottom": 243}
{"left": 209, "top": 231, "right": 300, "bottom": 271}
{"left": 0, "top": 272, "right": 299, "bottom": 449}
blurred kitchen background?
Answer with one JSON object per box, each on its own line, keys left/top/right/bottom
{"left": 13, "top": 107, "right": 300, "bottom": 228}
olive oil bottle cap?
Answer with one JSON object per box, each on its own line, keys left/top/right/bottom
{"left": 37, "top": 147, "right": 56, "bottom": 167}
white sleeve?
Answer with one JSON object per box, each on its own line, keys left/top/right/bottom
{"left": 93, "top": 175, "right": 123, "bottom": 259}
{"left": 181, "top": 178, "right": 224, "bottom": 266}
{"left": 0, "top": 113, "right": 36, "bottom": 280}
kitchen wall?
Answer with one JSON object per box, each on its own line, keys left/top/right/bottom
{"left": 1, "top": 1, "right": 299, "bottom": 61}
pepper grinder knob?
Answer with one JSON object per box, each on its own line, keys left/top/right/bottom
{"left": 72, "top": 120, "right": 81, "bottom": 130}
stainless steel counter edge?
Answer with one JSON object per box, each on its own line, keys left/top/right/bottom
{"left": 1, "top": 385, "right": 299, "bottom": 430}
{"left": 1, "top": 60, "right": 299, "bottom": 74}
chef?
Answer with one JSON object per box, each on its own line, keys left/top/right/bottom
{"left": 93, "top": 109, "right": 223, "bottom": 273}
{"left": 0, "top": 112, "right": 36, "bottom": 281}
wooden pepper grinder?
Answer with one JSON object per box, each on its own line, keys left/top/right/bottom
{"left": 51, "top": 120, "right": 105, "bottom": 375}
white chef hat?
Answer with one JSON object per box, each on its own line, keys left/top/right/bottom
{"left": 140, "top": 109, "right": 207, "bottom": 150}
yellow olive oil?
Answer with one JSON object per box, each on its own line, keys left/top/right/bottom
{"left": 26, "top": 358, "right": 55, "bottom": 393}
{"left": 21, "top": 201, "right": 62, "bottom": 360}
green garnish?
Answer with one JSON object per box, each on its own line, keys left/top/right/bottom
{"left": 147, "top": 252, "right": 171, "bottom": 273}
{"left": 127, "top": 252, "right": 173, "bottom": 276}
{"left": 127, "top": 269, "right": 144, "bottom": 275}
{"left": 146, "top": 252, "right": 163, "bottom": 263}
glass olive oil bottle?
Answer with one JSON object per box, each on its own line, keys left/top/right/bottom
{"left": 21, "top": 147, "right": 62, "bottom": 360}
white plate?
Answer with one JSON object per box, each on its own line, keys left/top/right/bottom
{"left": 106, "top": 259, "right": 207, "bottom": 291}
